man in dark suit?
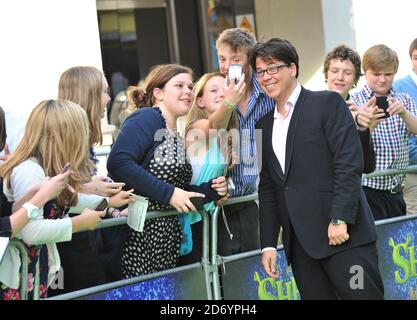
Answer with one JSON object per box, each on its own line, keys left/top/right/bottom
{"left": 249, "top": 38, "right": 384, "bottom": 299}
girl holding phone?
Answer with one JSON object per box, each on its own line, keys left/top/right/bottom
{"left": 107, "top": 64, "right": 228, "bottom": 278}
{"left": 0, "top": 100, "right": 106, "bottom": 299}
{"left": 179, "top": 72, "right": 238, "bottom": 264}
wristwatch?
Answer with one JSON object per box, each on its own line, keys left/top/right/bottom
{"left": 23, "top": 202, "right": 41, "bottom": 219}
{"left": 330, "top": 218, "right": 346, "bottom": 226}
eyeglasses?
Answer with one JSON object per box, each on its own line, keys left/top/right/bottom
{"left": 256, "top": 64, "right": 289, "bottom": 78}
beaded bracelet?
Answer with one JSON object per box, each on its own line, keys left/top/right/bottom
{"left": 106, "top": 207, "right": 121, "bottom": 218}
{"left": 223, "top": 99, "right": 237, "bottom": 110}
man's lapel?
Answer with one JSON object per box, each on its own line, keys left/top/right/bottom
{"left": 264, "top": 111, "right": 285, "bottom": 181}
{"left": 284, "top": 87, "right": 307, "bottom": 179}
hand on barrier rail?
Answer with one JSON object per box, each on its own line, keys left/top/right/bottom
{"left": 119, "top": 207, "right": 129, "bottom": 217}
{"left": 72, "top": 208, "right": 106, "bottom": 232}
{"left": 106, "top": 207, "right": 129, "bottom": 218}
{"left": 82, "top": 176, "right": 125, "bottom": 197}
{"left": 216, "top": 193, "right": 231, "bottom": 206}
{"left": 108, "top": 189, "right": 135, "bottom": 208}
{"left": 169, "top": 187, "right": 205, "bottom": 213}
{"left": 211, "top": 176, "right": 228, "bottom": 197}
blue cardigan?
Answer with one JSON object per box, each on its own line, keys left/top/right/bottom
{"left": 393, "top": 75, "right": 417, "bottom": 165}
{"left": 107, "top": 107, "right": 221, "bottom": 205}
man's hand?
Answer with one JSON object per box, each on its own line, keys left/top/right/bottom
{"left": 355, "top": 96, "right": 385, "bottom": 131}
{"left": 261, "top": 250, "right": 279, "bottom": 279}
{"left": 328, "top": 223, "right": 349, "bottom": 246}
{"left": 387, "top": 97, "right": 406, "bottom": 117}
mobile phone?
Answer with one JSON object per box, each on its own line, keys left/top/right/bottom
{"left": 94, "top": 198, "right": 108, "bottom": 211}
{"left": 227, "top": 177, "right": 236, "bottom": 192}
{"left": 375, "top": 96, "right": 390, "bottom": 119}
{"left": 227, "top": 64, "right": 243, "bottom": 85}
{"left": 189, "top": 197, "right": 205, "bottom": 210}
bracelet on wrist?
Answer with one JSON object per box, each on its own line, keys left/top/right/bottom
{"left": 354, "top": 112, "right": 360, "bottom": 126}
{"left": 223, "top": 99, "right": 237, "bottom": 110}
{"left": 354, "top": 112, "right": 366, "bottom": 131}
{"left": 106, "top": 207, "right": 117, "bottom": 218}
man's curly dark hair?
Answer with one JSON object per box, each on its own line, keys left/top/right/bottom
{"left": 323, "top": 45, "right": 362, "bottom": 86}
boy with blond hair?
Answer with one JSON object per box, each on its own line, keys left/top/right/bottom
{"left": 350, "top": 44, "right": 417, "bottom": 220}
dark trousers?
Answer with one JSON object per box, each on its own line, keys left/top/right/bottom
{"left": 178, "top": 201, "right": 260, "bottom": 265}
{"left": 48, "top": 231, "right": 106, "bottom": 296}
{"left": 98, "top": 224, "right": 129, "bottom": 282}
{"left": 290, "top": 234, "right": 384, "bottom": 300}
{"left": 363, "top": 187, "right": 406, "bottom": 221}
{"left": 217, "top": 201, "right": 260, "bottom": 256}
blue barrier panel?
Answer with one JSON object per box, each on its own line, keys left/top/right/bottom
{"left": 376, "top": 217, "right": 417, "bottom": 300}
{"left": 222, "top": 249, "right": 299, "bottom": 300}
{"left": 221, "top": 215, "right": 417, "bottom": 300}
{"left": 79, "top": 264, "right": 208, "bottom": 300}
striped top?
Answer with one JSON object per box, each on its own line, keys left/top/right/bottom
{"left": 229, "top": 74, "right": 275, "bottom": 196}
{"left": 350, "top": 84, "right": 417, "bottom": 190}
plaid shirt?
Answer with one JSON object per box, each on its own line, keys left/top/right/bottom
{"left": 350, "top": 84, "right": 417, "bottom": 190}
{"left": 229, "top": 74, "right": 275, "bottom": 196}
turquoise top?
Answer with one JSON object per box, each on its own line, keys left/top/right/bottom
{"left": 178, "top": 136, "right": 225, "bottom": 256}
{"left": 188, "top": 138, "right": 225, "bottom": 224}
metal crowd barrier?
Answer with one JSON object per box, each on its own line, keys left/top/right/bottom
{"left": 45, "top": 208, "right": 212, "bottom": 300}
{"left": 363, "top": 165, "right": 417, "bottom": 178}
{"left": 9, "top": 165, "right": 417, "bottom": 300}
{"left": 208, "top": 165, "right": 417, "bottom": 300}
{"left": 210, "top": 193, "right": 259, "bottom": 300}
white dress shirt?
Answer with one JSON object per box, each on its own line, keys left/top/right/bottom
{"left": 262, "top": 83, "right": 301, "bottom": 253}
{"left": 272, "top": 84, "right": 302, "bottom": 171}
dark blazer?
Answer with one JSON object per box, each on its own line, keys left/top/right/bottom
{"left": 255, "top": 87, "right": 377, "bottom": 263}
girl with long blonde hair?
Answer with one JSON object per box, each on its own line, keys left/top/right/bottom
{"left": 58, "top": 66, "right": 126, "bottom": 194}
{"left": 0, "top": 100, "right": 106, "bottom": 299}
{"left": 55, "top": 66, "right": 134, "bottom": 293}
{"left": 179, "top": 72, "right": 238, "bottom": 264}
